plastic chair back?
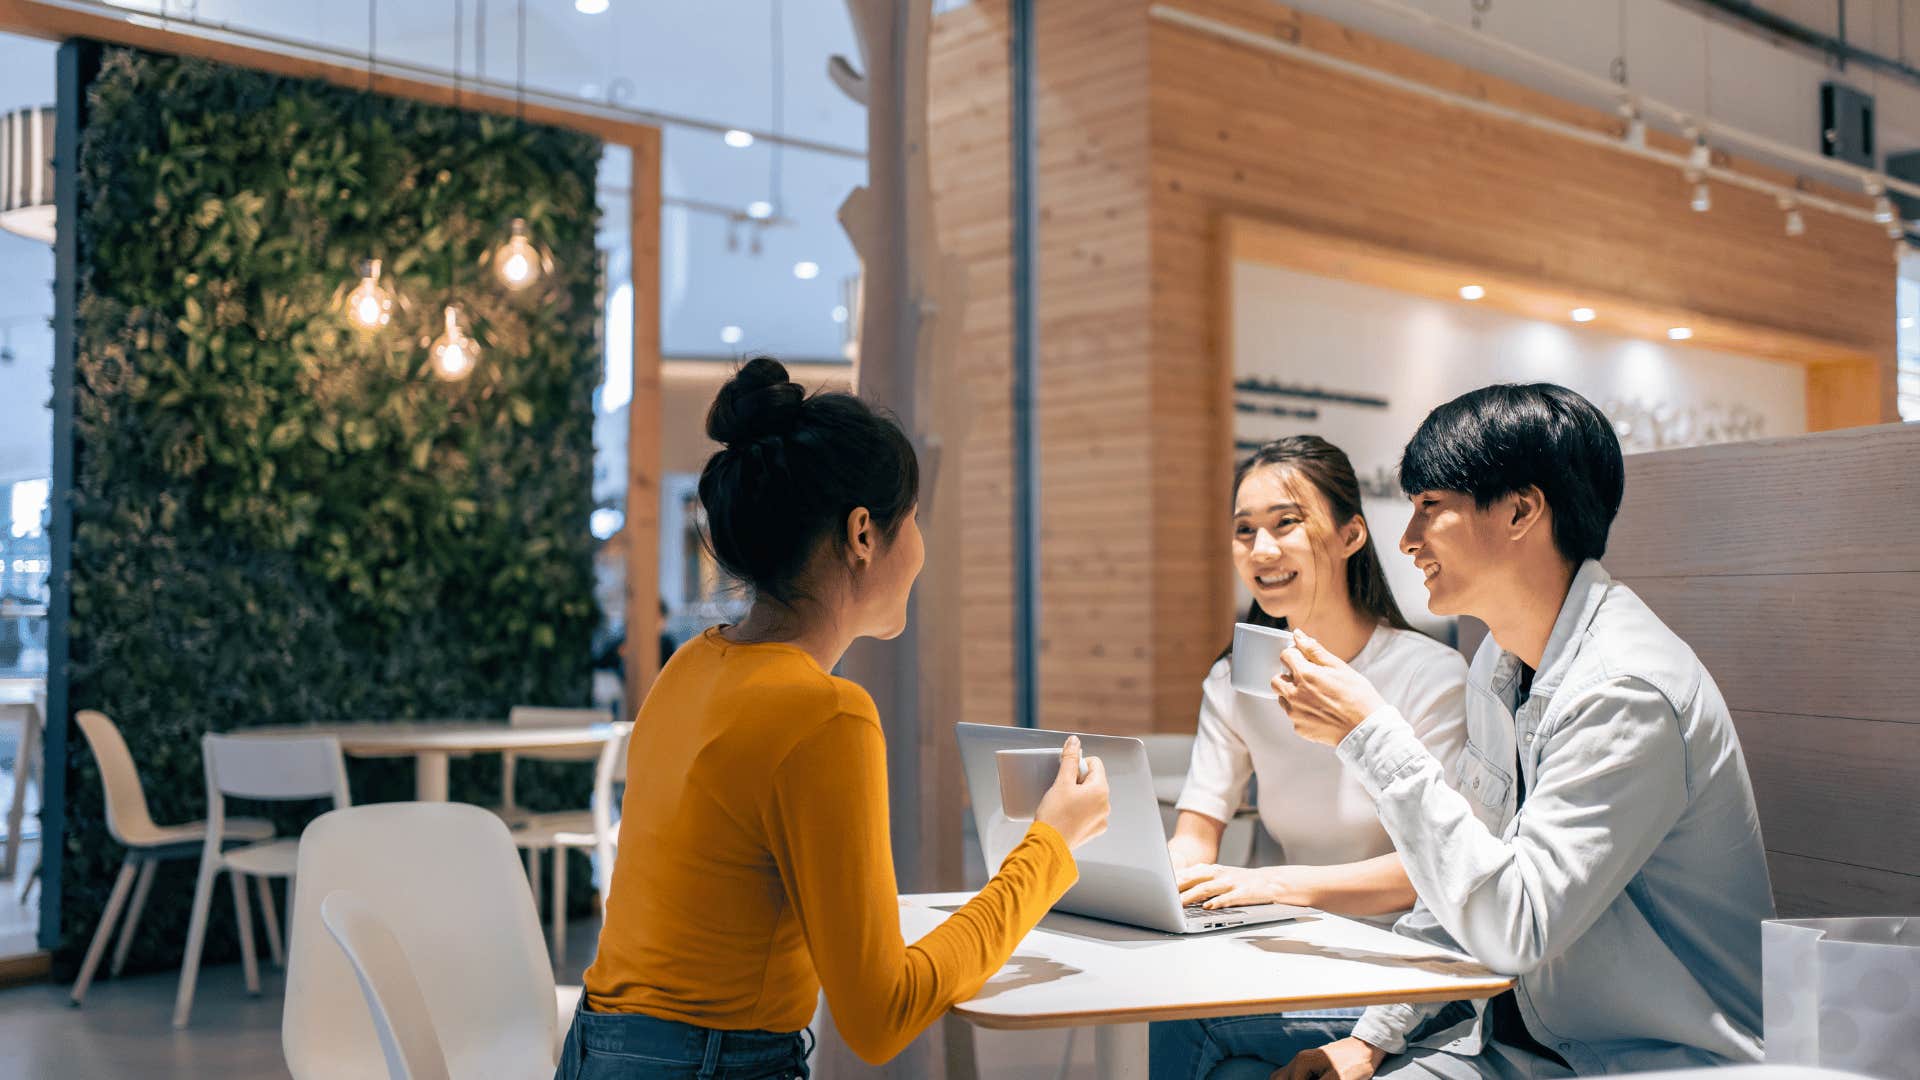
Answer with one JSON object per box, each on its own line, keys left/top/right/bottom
{"left": 508, "top": 705, "right": 610, "bottom": 764}
{"left": 320, "top": 891, "right": 453, "bottom": 1080}
{"left": 283, "top": 803, "right": 557, "bottom": 1079}
{"left": 203, "top": 734, "right": 351, "bottom": 804}
{"left": 74, "top": 710, "right": 161, "bottom": 847}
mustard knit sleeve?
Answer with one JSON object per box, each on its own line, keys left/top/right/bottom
{"left": 766, "top": 713, "right": 1077, "bottom": 1065}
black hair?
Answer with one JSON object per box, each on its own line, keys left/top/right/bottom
{"left": 1217, "top": 436, "right": 1411, "bottom": 663}
{"left": 1397, "top": 383, "right": 1624, "bottom": 565}
{"left": 698, "top": 357, "right": 919, "bottom": 609}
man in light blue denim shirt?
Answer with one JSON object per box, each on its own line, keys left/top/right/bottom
{"left": 1266, "top": 384, "right": 1773, "bottom": 1080}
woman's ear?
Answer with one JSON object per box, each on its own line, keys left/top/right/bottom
{"left": 845, "top": 507, "right": 874, "bottom": 566}
{"left": 1338, "top": 515, "right": 1369, "bottom": 560}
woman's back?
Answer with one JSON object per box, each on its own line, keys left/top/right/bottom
{"left": 585, "top": 628, "right": 875, "bottom": 1030}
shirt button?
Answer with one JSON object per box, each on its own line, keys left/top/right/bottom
{"left": 1471, "top": 777, "right": 1481, "bottom": 789}
{"left": 1523, "top": 733, "right": 1534, "bottom": 744}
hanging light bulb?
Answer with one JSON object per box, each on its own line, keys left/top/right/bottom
{"left": 430, "top": 305, "right": 480, "bottom": 381}
{"left": 346, "top": 258, "right": 395, "bottom": 330}
{"left": 493, "top": 217, "right": 547, "bottom": 291}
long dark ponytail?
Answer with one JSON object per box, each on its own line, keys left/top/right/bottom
{"left": 1219, "top": 436, "right": 1410, "bottom": 662}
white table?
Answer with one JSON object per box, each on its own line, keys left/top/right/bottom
{"left": 901, "top": 891, "right": 1514, "bottom": 1080}
{"left": 235, "top": 721, "right": 625, "bottom": 802}
{"left": 1, "top": 678, "right": 45, "bottom": 882}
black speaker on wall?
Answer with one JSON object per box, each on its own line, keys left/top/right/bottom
{"left": 1821, "top": 81, "right": 1876, "bottom": 169}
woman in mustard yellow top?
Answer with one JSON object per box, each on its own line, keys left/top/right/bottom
{"left": 560, "top": 358, "right": 1111, "bottom": 1078}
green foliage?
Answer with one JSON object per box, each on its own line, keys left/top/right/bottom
{"left": 60, "top": 47, "right": 605, "bottom": 972}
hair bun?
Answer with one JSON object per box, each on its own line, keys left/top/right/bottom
{"left": 707, "top": 356, "right": 804, "bottom": 446}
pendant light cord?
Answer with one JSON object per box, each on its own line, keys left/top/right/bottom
{"left": 450, "top": 0, "right": 462, "bottom": 308}
{"left": 516, "top": 0, "right": 527, "bottom": 127}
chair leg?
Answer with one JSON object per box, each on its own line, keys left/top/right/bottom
{"left": 70, "top": 857, "right": 138, "bottom": 1006}
{"left": 551, "top": 846, "right": 567, "bottom": 968}
{"left": 527, "top": 844, "right": 542, "bottom": 918}
{"left": 230, "top": 871, "right": 260, "bottom": 995}
{"left": 255, "top": 875, "right": 284, "bottom": 968}
{"left": 171, "top": 851, "right": 223, "bottom": 1028}
{"left": 110, "top": 858, "right": 159, "bottom": 977}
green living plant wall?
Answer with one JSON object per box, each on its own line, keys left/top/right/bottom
{"left": 60, "top": 46, "right": 604, "bottom": 972}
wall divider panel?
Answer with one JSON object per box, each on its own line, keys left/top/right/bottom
{"left": 1607, "top": 423, "right": 1920, "bottom": 916}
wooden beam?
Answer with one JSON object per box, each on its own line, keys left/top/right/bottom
{"left": 0, "top": 0, "right": 654, "bottom": 144}
{"left": 623, "top": 129, "right": 663, "bottom": 719}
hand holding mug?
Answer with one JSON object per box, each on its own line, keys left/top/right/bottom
{"left": 1272, "top": 631, "right": 1389, "bottom": 747}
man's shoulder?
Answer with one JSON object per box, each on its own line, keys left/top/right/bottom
{"left": 1569, "top": 580, "right": 1707, "bottom": 711}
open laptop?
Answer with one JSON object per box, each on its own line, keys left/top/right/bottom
{"left": 956, "top": 722, "right": 1312, "bottom": 934}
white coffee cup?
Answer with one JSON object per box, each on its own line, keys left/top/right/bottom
{"left": 1230, "top": 621, "right": 1296, "bottom": 698}
{"left": 996, "top": 746, "right": 1089, "bottom": 820}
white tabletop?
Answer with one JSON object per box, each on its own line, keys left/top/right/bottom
{"left": 233, "top": 720, "right": 625, "bottom": 753}
{"left": 901, "top": 891, "right": 1512, "bottom": 1030}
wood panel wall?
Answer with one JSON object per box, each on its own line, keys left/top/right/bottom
{"left": 929, "top": 3, "right": 1019, "bottom": 740}
{"left": 930, "top": 0, "right": 1904, "bottom": 738}
{"left": 1608, "top": 423, "right": 1920, "bottom": 916}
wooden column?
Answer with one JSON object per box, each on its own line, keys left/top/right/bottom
{"left": 622, "top": 129, "right": 663, "bottom": 717}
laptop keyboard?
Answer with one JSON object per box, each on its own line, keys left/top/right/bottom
{"left": 1184, "top": 904, "right": 1244, "bottom": 917}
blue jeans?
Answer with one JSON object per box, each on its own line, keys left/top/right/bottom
{"left": 555, "top": 1002, "right": 813, "bottom": 1079}
{"left": 1149, "top": 1008, "right": 1363, "bottom": 1080}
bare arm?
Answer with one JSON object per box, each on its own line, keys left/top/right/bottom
{"left": 1166, "top": 809, "right": 1225, "bottom": 871}
{"left": 1178, "top": 851, "right": 1417, "bottom": 919}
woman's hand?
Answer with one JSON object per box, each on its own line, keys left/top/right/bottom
{"left": 1272, "top": 1038, "right": 1388, "bottom": 1080}
{"left": 1175, "top": 863, "right": 1312, "bottom": 909}
{"left": 1035, "top": 736, "right": 1110, "bottom": 849}
{"left": 1274, "top": 631, "right": 1390, "bottom": 747}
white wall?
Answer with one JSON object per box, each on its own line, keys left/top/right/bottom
{"left": 1230, "top": 261, "right": 1807, "bottom": 635}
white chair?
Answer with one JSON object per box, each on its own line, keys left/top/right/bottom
{"left": 68, "top": 710, "right": 275, "bottom": 1007}
{"left": 283, "top": 802, "right": 558, "bottom": 1079}
{"left": 320, "top": 891, "right": 452, "bottom": 1080}
{"left": 511, "top": 722, "right": 627, "bottom": 966}
{"left": 1140, "top": 732, "right": 1261, "bottom": 866}
{"left": 494, "top": 706, "right": 610, "bottom": 826}
{"left": 174, "top": 733, "right": 349, "bottom": 1028}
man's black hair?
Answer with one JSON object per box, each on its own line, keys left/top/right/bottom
{"left": 1397, "top": 383, "right": 1624, "bottom": 565}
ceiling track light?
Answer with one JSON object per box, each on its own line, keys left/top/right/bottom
{"left": 1687, "top": 129, "right": 1711, "bottom": 171}
{"left": 1689, "top": 177, "right": 1711, "bottom": 213}
{"left": 1873, "top": 195, "right": 1896, "bottom": 225}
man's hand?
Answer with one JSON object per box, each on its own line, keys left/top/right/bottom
{"left": 1273, "top": 631, "right": 1390, "bottom": 747}
{"left": 1272, "top": 1037, "right": 1388, "bottom": 1080}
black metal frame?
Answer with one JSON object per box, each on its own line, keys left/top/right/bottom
{"left": 1010, "top": 0, "right": 1038, "bottom": 730}
{"left": 40, "top": 39, "right": 99, "bottom": 954}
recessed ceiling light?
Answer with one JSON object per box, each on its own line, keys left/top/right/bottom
{"left": 1569, "top": 308, "right": 1596, "bottom": 323}
{"left": 831, "top": 305, "right": 849, "bottom": 323}
{"left": 720, "top": 325, "right": 743, "bottom": 345}
{"left": 746, "top": 200, "right": 773, "bottom": 220}
{"left": 1458, "top": 284, "right": 1486, "bottom": 301}
{"left": 575, "top": 0, "right": 609, "bottom": 14}
{"left": 1902, "top": 316, "right": 1916, "bottom": 329}
{"left": 793, "top": 261, "right": 820, "bottom": 280}
{"left": 1667, "top": 327, "right": 1693, "bottom": 340}
{"left": 723, "top": 129, "right": 754, "bottom": 149}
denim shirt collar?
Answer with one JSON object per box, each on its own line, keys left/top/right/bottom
{"left": 1486, "top": 559, "right": 1612, "bottom": 707}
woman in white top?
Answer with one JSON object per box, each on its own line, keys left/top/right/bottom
{"left": 1151, "top": 436, "right": 1469, "bottom": 1080}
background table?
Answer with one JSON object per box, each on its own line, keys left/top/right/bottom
{"left": 1, "top": 678, "right": 45, "bottom": 882}
{"left": 236, "top": 721, "right": 624, "bottom": 801}
{"left": 901, "top": 891, "right": 1513, "bottom": 1080}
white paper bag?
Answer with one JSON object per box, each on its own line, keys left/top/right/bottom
{"left": 1764, "top": 917, "right": 1920, "bottom": 1077}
